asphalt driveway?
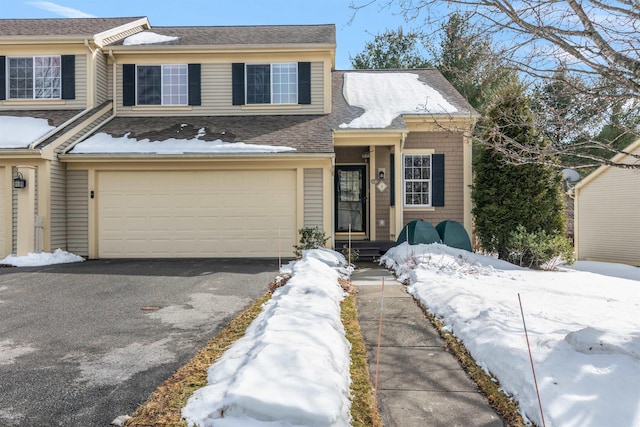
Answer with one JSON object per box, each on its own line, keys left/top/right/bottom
{"left": 0, "top": 258, "right": 278, "bottom": 427}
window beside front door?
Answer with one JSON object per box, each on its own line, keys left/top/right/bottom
{"left": 404, "top": 154, "right": 432, "bottom": 206}
{"left": 8, "top": 56, "right": 61, "bottom": 99}
{"left": 335, "top": 166, "right": 366, "bottom": 233}
{"left": 403, "top": 153, "right": 445, "bottom": 207}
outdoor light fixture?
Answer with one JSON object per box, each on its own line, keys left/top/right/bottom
{"left": 13, "top": 172, "right": 26, "bottom": 189}
{"left": 378, "top": 168, "right": 386, "bottom": 180}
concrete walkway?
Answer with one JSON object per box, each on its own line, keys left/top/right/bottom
{"left": 352, "top": 265, "right": 505, "bottom": 427}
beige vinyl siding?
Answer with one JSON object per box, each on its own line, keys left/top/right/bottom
{"left": 116, "top": 62, "right": 325, "bottom": 116}
{"left": 403, "top": 132, "right": 465, "bottom": 226}
{"left": 304, "top": 168, "right": 323, "bottom": 228}
{"left": 0, "top": 168, "right": 5, "bottom": 256}
{"left": 66, "top": 170, "right": 88, "bottom": 257}
{"left": 96, "top": 50, "right": 109, "bottom": 104}
{"left": 576, "top": 146, "right": 640, "bottom": 265}
{"left": 49, "top": 159, "right": 67, "bottom": 250}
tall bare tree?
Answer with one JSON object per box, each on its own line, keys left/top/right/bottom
{"left": 351, "top": 0, "right": 640, "bottom": 169}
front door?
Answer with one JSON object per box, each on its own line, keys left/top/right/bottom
{"left": 335, "top": 165, "right": 366, "bottom": 233}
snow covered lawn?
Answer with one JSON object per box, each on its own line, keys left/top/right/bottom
{"left": 382, "top": 243, "right": 640, "bottom": 427}
{"left": 182, "top": 249, "right": 353, "bottom": 427}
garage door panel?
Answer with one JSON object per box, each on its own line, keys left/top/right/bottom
{"left": 98, "top": 170, "right": 297, "bottom": 258}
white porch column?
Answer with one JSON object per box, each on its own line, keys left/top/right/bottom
{"left": 16, "top": 166, "right": 36, "bottom": 256}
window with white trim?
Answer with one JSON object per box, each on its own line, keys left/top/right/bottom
{"left": 246, "top": 62, "right": 297, "bottom": 104}
{"left": 136, "top": 64, "right": 188, "bottom": 106}
{"left": 8, "top": 56, "right": 61, "bottom": 99}
{"left": 403, "top": 154, "right": 432, "bottom": 206}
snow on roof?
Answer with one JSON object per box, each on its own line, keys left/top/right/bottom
{"left": 0, "top": 116, "right": 56, "bottom": 148}
{"left": 339, "top": 72, "right": 458, "bottom": 129}
{"left": 71, "top": 130, "right": 296, "bottom": 154}
{"left": 123, "top": 31, "right": 179, "bottom": 46}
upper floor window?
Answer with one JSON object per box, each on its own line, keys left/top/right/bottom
{"left": 232, "top": 62, "right": 310, "bottom": 106}
{"left": 246, "top": 63, "right": 298, "bottom": 105}
{"left": 136, "top": 64, "right": 188, "bottom": 106}
{"left": 8, "top": 56, "right": 61, "bottom": 99}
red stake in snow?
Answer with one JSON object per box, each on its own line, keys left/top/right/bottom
{"left": 518, "top": 293, "right": 547, "bottom": 427}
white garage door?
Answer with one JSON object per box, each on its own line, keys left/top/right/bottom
{"left": 0, "top": 168, "right": 5, "bottom": 256}
{"left": 97, "top": 170, "right": 297, "bottom": 258}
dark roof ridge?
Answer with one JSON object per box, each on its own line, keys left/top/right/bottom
{"left": 0, "top": 16, "right": 146, "bottom": 22}
{"left": 149, "top": 23, "right": 335, "bottom": 29}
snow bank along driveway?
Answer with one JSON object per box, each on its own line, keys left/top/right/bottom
{"left": 382, "top": 243, "right": 640, "bottom": 427}
{"left": 183, "top": 249, "right": 353, "bottom": 427}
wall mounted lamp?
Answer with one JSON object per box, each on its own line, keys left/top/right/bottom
{"left": 13, "top": 172, "right": 26, "bottom": 189}
{"left": 378, "top": 168, "right": 386, "bottom": 180}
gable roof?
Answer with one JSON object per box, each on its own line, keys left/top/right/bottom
{"left": 575, "top": 138, "right": 640, "bottom": 190}
{"left": 0, "top": 17, "right": 147, "bottom": 37}
{"left": 330, "top": 69, "right": 477, "bottom": 131}
{"left": 106, "top": 24, "right": 336, "bottom": 47}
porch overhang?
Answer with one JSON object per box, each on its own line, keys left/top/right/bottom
{"left": 332, "top": 129, "right": 406, "bottom": 147}
{"left": 403, "top": 114, "right": 478, "bottom": 133}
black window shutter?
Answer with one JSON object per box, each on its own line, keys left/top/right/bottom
{"left": 389, "top": 153, "right": 395, "bottom": 206}
{"left": 232, "top": 63, "right": 245, "bottom": 105}
{"left": 61, "top": 55, "right": 75, "bottom": 99}
{"left": 122, "top": 64, "right": 136, "bottom": 106}
{"left": 188, "top": 64, "right": 201, "bottom": 106}
{"left": 0, "top": 56, "right": 5, "bottom": 101}
{"left": 298, "top": 62, "right": 311, "bottom": 104}
{"left": 432, "top": 154, "right": 445, "bottom": 207}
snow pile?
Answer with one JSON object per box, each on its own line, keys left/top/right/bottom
{"left": 0, "top": 249, "right": 84, "bottom": 267}
{"left": 339, "top": 72, "right": 458, "bottom": 129}
{"left": 123, "top": 31, "right": 179, "bottom": 45}
{"left": 182, "top": 249, "right": 352, "bottom": 427}
{"left": 382, "top": 243, "right": 640, "bottom": 427}
{"left": 0, "top": 116, "right": 56, "bottom": 148}
{"left": 71, "top": 132, "right": 296, "bottom": 154}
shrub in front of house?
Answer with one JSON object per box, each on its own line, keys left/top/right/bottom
{"left": 507, "top": 225, "right": 575, "bottom": 269}
{"left": 293, "top": 226, "right": 330, "bottom": 258}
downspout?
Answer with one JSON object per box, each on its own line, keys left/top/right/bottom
{"left": 84, "top": 39, "right": 96, "bottom": 108}
{"left": 109, "top": 49, "right": 118, "bottom": 116}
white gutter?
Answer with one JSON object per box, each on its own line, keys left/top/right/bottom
{"left": 28, "top": 108, "right": 92, "bottom": 150}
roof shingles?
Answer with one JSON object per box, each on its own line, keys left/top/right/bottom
{"left": 0, "top": 17, "right": 146, "bottom": 37}
{"left": 108, "top": 24, "right": 336, "bottom": 47}
{"left": 77, "top": 115, "right": 333, "bottom": 154}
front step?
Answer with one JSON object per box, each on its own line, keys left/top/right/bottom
{"left": 335, "top": 240, "right": 395, "bottom": 260}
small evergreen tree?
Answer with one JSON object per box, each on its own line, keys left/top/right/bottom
{"left": 472, "top": 83, "right": 568, "bottom": 263}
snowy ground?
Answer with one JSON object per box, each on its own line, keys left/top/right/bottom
{"left": 0, "top": 249, "right": 84, "bottom": 267}
{"left": 182, "top": 249, "right": 353, "bottom": 427}
{"left": 382, "top": 243, "right": 640, "bottom": 427}
{"left": 4, "top": 245, "right": 638, "bottom": 426}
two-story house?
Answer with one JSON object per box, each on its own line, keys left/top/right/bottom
{"left": 0, "top": 17, "right": 477, "bottom": 259}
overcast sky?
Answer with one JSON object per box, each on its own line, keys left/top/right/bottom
{"left": 0, "top": 0, "right": 416, "bottom": 70}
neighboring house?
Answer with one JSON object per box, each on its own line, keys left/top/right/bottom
{"left": 0, "top": 17, "right": 477, "bottom": 259}
{"left": 574, "top": 139, "right": 640, "bottom": 266}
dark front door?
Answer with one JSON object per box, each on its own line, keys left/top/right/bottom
{"left": 335, "top": 165, "right": 366, "bottom": 233}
